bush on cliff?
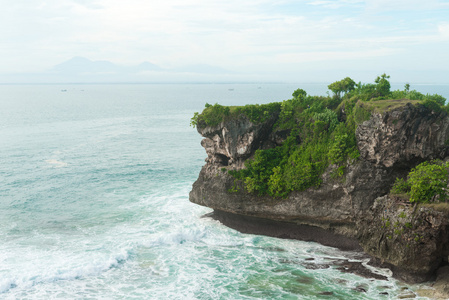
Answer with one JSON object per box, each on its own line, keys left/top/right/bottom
{"left": 190, "top": 102, "right": 281, "bottom": 128}
{"left": 391, "top": 160, "right": 449, "bottom": 203}
{"left": 227, "top": 83, "right": 360, "bottom": 198}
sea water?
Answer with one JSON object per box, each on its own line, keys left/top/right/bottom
{"left": 1, "top": 83, "right": 447, "bottom": 299}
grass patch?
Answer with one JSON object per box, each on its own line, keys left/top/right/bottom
{"left": 420, "top": 202, "right": 449, "bottom": 213}
{"left": 365, "top": 99, "right": 420, "bottom": 113}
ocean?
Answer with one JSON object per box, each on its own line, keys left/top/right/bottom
{"left": 1, "top": 83, "right": 447, "bottom": 299}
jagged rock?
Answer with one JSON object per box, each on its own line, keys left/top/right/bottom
{"left": 432, "top": 265, "right": 449, "bottom": 298}
{"left": 356, "top": 103, "right": 449, "bottom": 168}
{"left": 397, "top": 291, "right": 416, "bottom": 299}
{"left": 197, "top": 114, "right": 277, "bottom": 170}
{"left": 357, "top": 196, "right": 449, "bottom": 282}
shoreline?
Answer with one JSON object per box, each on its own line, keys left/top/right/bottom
{"left": 206, "top": 209, "right": 362, "bottom": 251}
{"left": 206, "top": 209, "right": 449, "bottom": 299}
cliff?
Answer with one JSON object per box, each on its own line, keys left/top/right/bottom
{"left": 190, "top": 100, "right": 449, "bottom": 283}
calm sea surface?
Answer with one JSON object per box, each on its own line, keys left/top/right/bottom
{"left": 1, "top": 83, "right": 446, "bottom": 299}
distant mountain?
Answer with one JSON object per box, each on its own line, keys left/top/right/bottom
{"left": 174, "top": 64, "right": 231, "bottom": 74}
{"left": 0, "top": 57, "right": 237, "bottom": 83}
{"left": 50, "top": 57, "right": 230, "bottom": 75}
{"left": 134, "top": 61, "right": 162, "bottom": 72}
{"left": 52, "top": 56, "right": 116, "bottom": 73}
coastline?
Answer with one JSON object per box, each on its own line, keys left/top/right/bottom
{"left": 206, "top": 210, "right": 362, "bottom": 251}
{"left": 206, "top": 209, "right": 449, "bottom": 299}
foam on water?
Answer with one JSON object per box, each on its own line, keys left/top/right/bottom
{"left": 1, "top": 84, "right": 443, "bottom": 299}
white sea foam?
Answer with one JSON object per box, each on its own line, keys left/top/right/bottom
{"left": 0, "top": 248, "right": 131, "bottom": 295}
{"left": 143, "top": 227, "right": 207, "bottom": 247}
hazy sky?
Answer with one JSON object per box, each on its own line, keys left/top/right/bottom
{"left": 1, "top": 0, "right": 449, "bottom": 83}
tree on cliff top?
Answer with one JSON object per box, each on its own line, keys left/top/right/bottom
{"left": 374, "top": 73, "right": 391, "bottom": 98}
{"left": 292, "top": 88, "right": 307, "bottom": 99}
{"left": 328, "top": 77, "right": 356, "bottom": 99}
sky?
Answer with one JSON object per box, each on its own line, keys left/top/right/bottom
{"left": 1, "top": 0, "right": 449, "bottom": 83}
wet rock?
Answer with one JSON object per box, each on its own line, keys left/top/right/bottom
{"left": 300, "top": 262, "right": 330, "bottom": 270}
{"left": 318, "top": 291, "right": 334, "bottom": 296}
{"left": 397, "top": 291, "right": 416, "bottom": 299}
{"left": 335, "top": 260, "right": 388, "bottom": 281}
{"left": 354, "top": 286, "right": 367, "bottom": 293}
{"left": 432, "top": 265, "right": 449, "bottom": 298}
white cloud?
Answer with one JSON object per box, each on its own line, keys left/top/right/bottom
{"left": 365, "top": 0, "right": 449, "bottom": 11}
{"left": 307, "top": 0, "right": 363, "bottom": 9}
{"left": 439, "top": 23, "right": 449, "bottom": 38}
{"left": 0, "top": 0, "right": 448, "bottom": 82}
{"left": 275, "top": 48, "right": 401, "bottom": 64}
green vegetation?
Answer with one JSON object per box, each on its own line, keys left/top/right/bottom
{"left": 228, "top": 89, "right": 360, "bottom": 198}
{"left": 391, "top": 160, "right": 449, "bottom": 203}
{"left": 190, "top": 102, "right": 281, "bottom": 128}
{"left": 192, "top": 75, "right": 447, "bottom": 199}
{"left": 327, "top": 77, "right": 356, "bottom": 99}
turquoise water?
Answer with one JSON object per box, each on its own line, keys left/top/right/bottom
{"left": 0, "top": 83, "right": 445, "bottom": 299}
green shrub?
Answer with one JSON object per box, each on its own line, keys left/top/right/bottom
{"left": 391, "top": 178, "right": 411, "bottom": 194}
{"left": 328, "top": 134, "right": 351, "bottom": 164}
{"left": 313, "top": 108, "right": 338, "bottom": 131}
{"left": 268, "top": 166, "right": 288, "bottom": 198}
{"left": 235, "top": 148, "right": 283, "bottom": 196}
{"left": 192, "top": 103, "right": 230, "bottom": 127}
{"left": 353, "top": 101, "right": 373, "bottom": 124}
{"left": 421, "top": 99, "right": 442, "bottom": 113}
{"left": 408, "top": 160, "right": 449, "bottom": 203}
{"left": 191, "top": 102, "right": 281, "bottom": 128}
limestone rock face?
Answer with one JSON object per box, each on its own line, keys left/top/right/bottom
{"left": 357, "top": 196, "right": 449, "bottom": 282}
{"left": 356, "top": 103, "right": 449, "bottom": 168}
{"left": 197, "top": 115, "right": 276, "bottom": 170}
{"left": 189, "top": 103, "right": 449, "bottom": 282}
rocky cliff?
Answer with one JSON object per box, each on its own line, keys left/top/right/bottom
{"left": 190, "top": 101, "right": 449, "bottom": 283}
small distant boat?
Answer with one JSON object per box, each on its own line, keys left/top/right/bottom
{"left": 61, "top": 89, "right": 67, "bottom": 92}
{"left": 228, "top": 88, "right": 234, "bottom": 91}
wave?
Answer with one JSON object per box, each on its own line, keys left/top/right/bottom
{"left": 143, "top": 227, "right": 208, "bottom": 247}
{"left": 0, "top": 249, "right": 131, "bottom": 294}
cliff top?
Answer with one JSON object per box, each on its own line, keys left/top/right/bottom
{"left": 191, "top": 75, "right": 448, "bottom": 199}
{"left": 191, "top": 75, "right": 446, "bottom": 129}
{"left": 365, "top": 98, "right": 420, "bottom": 112}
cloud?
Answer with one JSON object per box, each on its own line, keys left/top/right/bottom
{"left": 0, "top": 0, "right": 448, "bottom": 82}
{"left": 364, "top": 0, "right": 449, "bottom": 11}
{"left": 439, "top": 23, "right": 449, "bottom": 38}
{"left": 275, "top": 47, "right": 401, "bottom": 64}
{"left": 307, "top": 0, "right": 364, "bottom": 9}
